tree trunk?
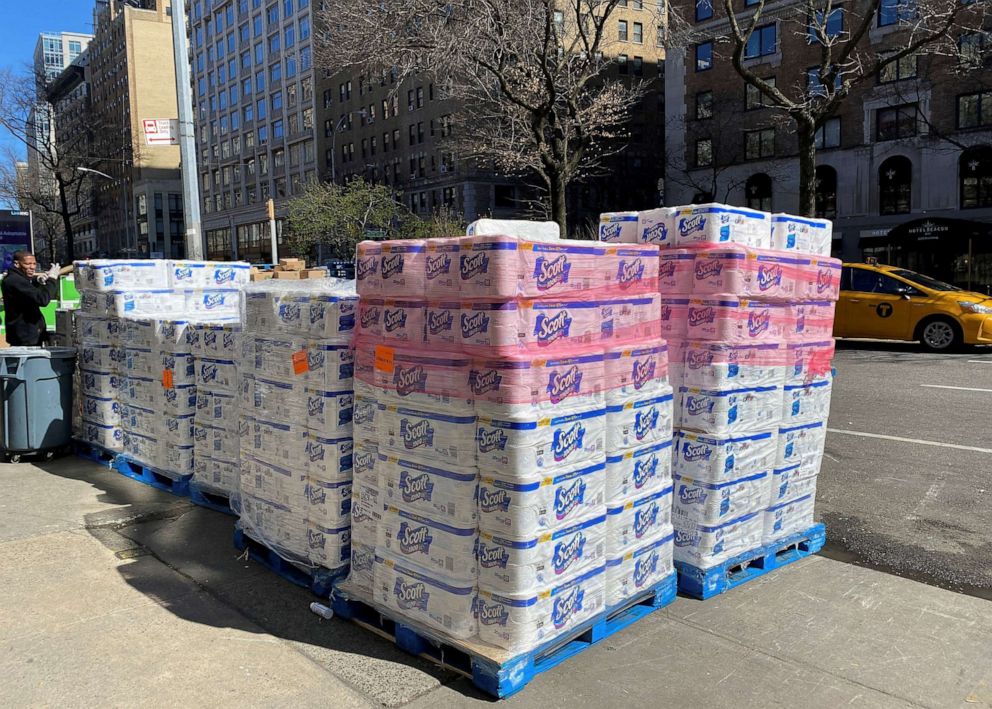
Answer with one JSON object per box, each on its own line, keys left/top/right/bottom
{"left": 56, "top": 175, "right": 75, "bottom": 262}
{"left": 548, "top": 169, "right": 568, "bottom": 237}
{"left": 796, "top": 117, "right": 818, "bottom": 218}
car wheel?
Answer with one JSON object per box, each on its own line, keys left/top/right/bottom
{"left": 919, "top": 318, "right": 961, "bottom": 352}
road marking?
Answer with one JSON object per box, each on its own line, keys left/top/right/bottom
{"left": 920, "top": 385, "right": 992, "bottom": 393}
{"left": 967, "top": 360, "right": 992, "bottom": 364}
{"left": 826, "top": 428, "right": 992, "bottom": 454}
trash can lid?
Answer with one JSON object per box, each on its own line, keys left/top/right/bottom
{"left": 2, "top": 346, "right": 77, "bottom": 358}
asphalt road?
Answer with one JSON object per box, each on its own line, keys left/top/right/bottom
{"left": 819, "top": 340, "right": 992, "bottom": 598}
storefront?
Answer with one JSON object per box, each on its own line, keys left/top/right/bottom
{"left": 859, "top": 217, "right": 992, "bottom": 295}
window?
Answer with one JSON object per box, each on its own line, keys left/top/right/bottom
{"left": 417, "top": 86, "right": 425, "bottom": 108}
{"left": 815, "top": 165, "right": 837, "bottom": 219}
{"left": 879, "top": 52, "right": 918, "bottom": 83}
{"left": 285, "top": 26, "right": 295, "bottom": 48}
{"left": 848, "top": 269, "right": 916, "bottom": 295}
{"left": 240, "top": 23, "right": 250, "bottom": 43}
{"left": 256, "top": 71, "right": 265, "bottom": 91}
{"left": 619, "top": 20, "right": 629, "bottom": 41}
{"left": 876, "top": 104, "right": 917, "bottom": 140}
{"left": 745, "top": 128, "right": 775, "bottom": 159}
{"left": 618, "top": 54, "right": 629, "bottom": 74}
{"left": 745, "top": 173, "right": 773, "bottom": 211}
{"left": 746, "top": 78, "right": 775, "bottom": 109}
{"left": 959, "top": 33, "right": 988, "bottom": 70}
{"left": 244, "top": 104, "right": 254, "bottom": 122}
{"left": 960, "top": 146, "right": 992, "bottom": 209}
{"left": 815, "top": 117, "right": 841, "bottom": 149}
{"left": 632, "top": 22, "right": 643, "bottom": 43}
{"left": 807, "top": 67, "right": 841, "bottom": 97}
{"left": 270, "top": 62, "right": 282, "bottom": 82}
{"left": 273, "top": 119, "right": 284, "bottom": 139}
{"left": 696, "top": 91, "right": 713, "bottom": 119}
{"left": 879, "top": 156, "right": 912, "bottom": 214}
{"left": 657, "top": 24, "right": 666, "bottom": 46}
{"left": 300, "top": 17, "right": 311, "bottom": 40}
{"left": 267, "top": 4, "right": 279, "bottom": 25}
{"left": 957, "top": 91, "right": 992, "bottom": 129}
{"left": 695, "top": 41, "right": 713, "bottom": 71}
{"left": 301, "top": 46, "right": 311, "bottom": 71}
{"left": 745, "top": 24, "right": 777, "bottom": 58}
{"left": 878, "top": 0, "right": 914, "bottom": 26}
{"left": 808, "top": 8, "right": 843, "bottom": 42}
{"left": 695, "top": 138, "right": 713, "bottom": 167}
{"left": 283, "top": 0, "right": 293, "bottom": 14}
{"left": 695, "top": 0, "right": 712, "bottom": 21}
{"left": 269, "top": 34, "right": 280, "bottom": 54}
{"left": 633, "top": 56, "right": 644, "bottom": 76}
{"left": 253, "top": 15, "right": 263, "bottom": 36}
{"left": 286, "top": 55, "right": 297, "bottom": 78}
{"left": 273, "top": 148, "right": 285, "bottom": 168}
{"left": 271, "top": 91, "right": 283, "bottom": 111}
{"left": 257, "top": 98, "right": 267, "bottom": 120}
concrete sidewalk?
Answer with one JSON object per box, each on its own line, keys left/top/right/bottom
{"left": 2, "top": 457, "right": 990, "bottom": 708}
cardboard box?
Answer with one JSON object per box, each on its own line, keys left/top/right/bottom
{"left": 278, "top": 258, "right": 305, "bottom": 271}
{"left": 302, "top": 268, "right": 328, "bottom": 279}
{"left": 273, "top": 270, "right": 303, "bottom": 280}
{"left": 250, "top": 271, "right": 274, "bottom": 281}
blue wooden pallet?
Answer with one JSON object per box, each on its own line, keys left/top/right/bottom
{"left": 675, "top": 523, "right": 826, "bottom": 600}
{"left": 73, "top": 439, "right": 120, "bottom": 467}
{"left": 330, "top": 572, "right": 679, "bottom": 698}
{"left": 233, "top": 525, "right": 347, "bottom": 597}
{"left": 112, "top": 455, "right": 192, "bottom": 497}
{"left": 188, "top": 482, "right": 236, "bottom": 517}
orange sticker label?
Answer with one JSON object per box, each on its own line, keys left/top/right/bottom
{"left": 374, "top": 345, "right": 395, "bottom": 373}
{"left": 162, "top": 369, "right": 174, "bottom": 389}
{"left": 292, "top": 350, "right": 309, "bottom": 375}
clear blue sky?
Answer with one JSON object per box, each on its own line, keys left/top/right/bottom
{"left": 0, "top": 0, "right": 95, "bottom": 160}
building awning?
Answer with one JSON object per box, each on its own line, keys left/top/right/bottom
{"left": 859, "top": 217, "right": 992, "bottom": 250}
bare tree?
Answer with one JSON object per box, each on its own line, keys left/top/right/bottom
{"left": 315, "top": 0, "right": 660, "bottom": 234}
{"left": 696, "top": 0, "right": 987, "bottom": 216}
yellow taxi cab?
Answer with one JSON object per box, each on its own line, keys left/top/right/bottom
{"left": 834, "top": 260, "right": 992, "bottom": 351}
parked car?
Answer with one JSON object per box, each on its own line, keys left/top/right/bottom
{"left": 834, "top": 260, "right": 992, "bottom": 351}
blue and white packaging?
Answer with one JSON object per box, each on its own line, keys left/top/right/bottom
{"left": 307, "top": 521, "right": 351, "bottom": 570}
{"left": 763, "top": 493, "right": 816, "bottom": 544}
{"left": 674, "top": 430, "right": 777, "bottom": 484}
{"left": 770, "top": 464, "right": 818, "bottom": 505}
{"left": 161, "top": 383, "right": 198, "bottom": 416}
{"left": 160, "top": 412, "right": 196, "bottom": 447}
{"left": 378, "top": 505, "right": 478, "bottom": 581}
{"left": 604, "top": 388, "right": 674, "bottom": 452}
{"left": 191, "top": 323, "right": 243, "bottom": 359}
{"left": 672, "top": 510, "right": 764, "bottom": 568}
{"left": 120, "top": 375, "right": 157, "bottom": 408}
{"left": 195, "top": 388, "right": 239, "bottom": 430}
{"left": 606, "top": 486, "right": 674, "bottom": 554}
{"left": 379, "top": 405, "right": 477, "bottom": 469}
{"left": 305, "top": 388, "right": 354, "bottom": 438}
{"left": 777, "top": 421, "right": 827, "bottom": 471}
{"left": 672, "top": 472, "right": 770, "bottom": 526}
{"left": 784, "top": 340, "right": 834, "bottom": 386}
{"left": 605, "top": 439, "right": 673, "bottom": 501}
{"left": 305, "top": 476, "right": 353, "bottom": 528}
{"left": 168, "top": 260, "right": 251, "bottom": 289}
{"left": 82, "top": 418, "right": 123, "bottom": 451}
{"left": 80, "top": 343, "right": 123, "bottom": 372}
{"left": 771, "top": 214, "right": 832, "bottom": 256}
{"left": 241, "top": 417, "right": 308, "bottom": 469}
{"left": 309, "top": 294, "right": 358, "bottom": 341}
{"left": 122, "top": 429, "right": 159, "bottom": 464}
{"left": 478, "top": 460, "right": 606, "bottom": 537}
{"left": 352, "top": 396, "right": 382, "bottom": 444}
{"left": 782, "top": 380, "right": 833, "bottom": 426}
{"left": 252, "top": 335, "right": 309, "bottom": 380}
{"left": 80, "top": 369, "right": 125, "bottom": 398}
{"left": 683, "top": 342, "right": 785, "bottom": 390}
{"left": 248, "top": 376, "right": 306, "bottom": 423}
{"left": 93, "top": 290, "right": 185, "bottom": 317}
{"left": 162, "top": 351, "right": 196, "bottom": 386}
{"left": 240, "top": 454, "right": 306, "bottom": 508}
{"left": 679, "top": 385, "right": 782, "bottom": 435}
{"left": 604, "top": 343, "right": 669, "bottom": 407}
{"left": 240, "top": 492, "right": 308, "bottom": 561}
{"left": 121, "top": 318, "right": 156, "bottom": 348}
{"left": 120, "top": 403, "right": 158, "bottom": 438}
{"left": 476, "top": 564, "right": 605, "bottom": 652}
{"left": 349, "top": 543, "right": 377, "bottom": 593}
{"left": 157, "top": 319, "right": 195, "bottom": 352}
{"left": 373, "top": 554, "right": 478, "bottom": 640}
{"left": 77, "top": 314, "right": 121, "bottom": 343}
{"left": 673, "top": 204, "right": 771, "bottom": 249}
{"left": 477, "top": 514, "right": 607, "bottom": 595}
{"left": 194, "top": 421, "right": 240, "bottom": 461}
{"left": 304, "top": 432, "right": 354, "bottom": 482}
{"left": 598, "top": 211, "right": 640, "bottom": 243}
{"left": 353, "top": 441, "right": 380, "bottom": 487}
{"left": 81, "top": 395, "right": 120, "bottom": 426}
{"left": 160, "top": 443, "right": 195, "bottom": 476}
{"left": 76, "top": 259, "right": 170, "bottom": 291}
{"left": 637, "top": 208, "right": 676, "bottom": 247}
{"left": 380, "top": 455, "right": 478, "bottom": 526}
{"left": 605, "top": 527, "right": 675, "bottom": 608}
{"left": 193, "top": 454, "right": 240, "bottom": 496}
{"left": 307, "top": 342, "right": 355, "bottom": 390}
{"left": 196, "top": 356, "right": 240, "bottom": 392}
{"left": 475, "top": 406, "right": 607, "bottom": 474}
{"left": 123, "top": 347, "right": 158, "bottom": 376}
{"left": 184, "top": 289, "right": 242, "bottom": 317}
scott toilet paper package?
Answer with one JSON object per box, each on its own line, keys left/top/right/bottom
{"left": 683, "top": 342, "right": 785, "bottom": 391}
{"left": 75, "top": 260, "right": 169, "bottom": 291}
{"left": 605, "top": 528, "right": 675, "bottom": 608}
{"left": 598, "top": 212, "right": 640, "bottom": 243}
{"left": 691, "top": 247, "right": 808, "bottom": 301}
{"left": 606, "top": 486, "right": 675, "bottom": 554}
{"left": 770, "top": 464, "right": 818, "bottom": 505}
{"left": 373, "top": 554, "right": 478, "bottom": 640}
{"left": 777, "top": 420, "right": 827, "bottom": 472}
{"left": 771, "top": 214, "right": 833, "bottom": 256}
{"left": 378, "top": 505, "right": 478, "bottom": 580}
{"left": 675, "top": 429, "right": 777, "bottom": 483}
{"left": 168, "top": 261, "right": 251, "bottom": 289}
{"left": 781, "top": 379, "right": 833, "bottom": 426}
{"left": 356, "top": 346, "right": 474, "bottom": 415}
{"left": 637, "top": 208, "right": 676, "bottom": 247}
{"left": 604, "top": 388, "right": 674, "bottom": 452}
{"left": 356, "top": 241, "right": 382, "bottom": 297}
{"left": 672, "top": 204, "right": 771, "bottom": 249}
{"left": 465, "top": 219, "right": 561, "bottom": 242}
{"left": 672, "top": 510, "right": 764, "bottom": 568}
{"left": 686, "top": 298, "right": 788, "bottom": 343}
{"left": 673, "top": 472, "right": 771, "bottom": 526}
{"left": 475, "top": 407, "right": 606, "bottom": 473}
{"left": 470, "top": 352, "right": 606, "bottom": 416}
{"left": 679, "top": 385, "right": 782, "bottom": 435}
{"left": 605, "top": 439, "right": 673, "bottom": 501}
{"left": 378, "top": 454, "right": 477, "bottom": 528}
{"left": 604, "top": 342, "right": 669, "bottom": 406}
{"left": 763, "top": 493, "right": 816, "bottom": 544}
{"left": 380, "top": 240, "right": 427, "bottom": 297}
{"left": 658, "top": 250, "right": 696, "bottom": 295}
{"left": 377, "top": 405, "right": 477, "bottom": 469}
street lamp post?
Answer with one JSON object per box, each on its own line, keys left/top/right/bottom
{"left": 329, "top": 113, "right": 351, "bottom": 184}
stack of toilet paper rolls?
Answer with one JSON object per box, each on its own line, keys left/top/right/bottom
{"left": 75, "top": 312, "right": 125, "bottom": 453}
{"left": 598, "top": 204, "right": 840, "bottom": 570}
{"left": 351, "top": 234, "right": 669, "bottom": 652}
{"left": 237, "top": 279, "right": 358, "bottom": 574}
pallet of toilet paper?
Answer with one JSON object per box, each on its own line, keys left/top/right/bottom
{"left": 236, "top": 279, "right": 359, "bottom": 577}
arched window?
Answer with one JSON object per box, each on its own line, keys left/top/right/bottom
{"left": 815, "top": 165, "right": 837, "bottom": 219}
{"left": 879, "top": 156, "right": 912, "bottom": 215}
{"left": 745, "top": 173, "right": 772, "bottom": 211}
{"left": 960, "top": 146, "right": 992, "bottom": 209}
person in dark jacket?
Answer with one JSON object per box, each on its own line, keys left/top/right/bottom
{"left": 1, "top": 251, "right": 59, "bottom": 346}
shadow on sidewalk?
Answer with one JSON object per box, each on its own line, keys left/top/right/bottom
{"left": 34, "top": 455, "right": 489, "bottom": 704}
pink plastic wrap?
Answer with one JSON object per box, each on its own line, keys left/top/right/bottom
{"left": 356, "top": 241, "right": 382, "bottom": 297}
{"left": 354, "top": 340, "right": 474, "bottom": 413}
{"left": 660, "top": 298, "right": 690, "bottom": 338}
{"left": 424, "top": 238, "right": 462, "bottom": 300}
{"left": 804, "top": 257, "right": 842, "bottom": 301}
{"left": 357, "top": 297, "right": 383, "bottom": 339}
{"left": 604, "top": 244, "right": 661, "bottom": 294}
{"left": 658, "top": 250, "right": 696, "bottom": 296}
{"left": 785, "top": 340, "right": 836, "bottom": 385}
{"left": 423, "top": 301, "right": 461, "bottom": 351}
{"left": 786, "top": 301, "right": 837, "bottom": 341}
{"left": 470, "top": 351, "right": 606, "bottom": 412}
{"left": 380, "top": 299, "right": 426, "bottom": 344}
{"left": 380, "top": 240, "right": 427, "bottom": 297}
{"left": 604, "top": 341, "right": 670, "bottom": 404}
{"left": 686, "top": 298, "right": 788, "bottom": 343}
{"left": 691, "top": 246, "right": 810, "bottom": 302}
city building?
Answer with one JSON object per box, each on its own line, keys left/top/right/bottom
{"left": 85, "top": 0, "right": 185, "bottom": 257}
{"left": 665, "top": 0, "right": 992, "bottom": 288}
{"left": 315, "top": 3, "right": 667, "bottom": 235}
{"left": 187, "top": 0, "right": 318, "bottom": 261}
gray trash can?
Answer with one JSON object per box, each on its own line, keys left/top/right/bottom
{"left": 0, "top": 347, "right": 77, "bottom": 461}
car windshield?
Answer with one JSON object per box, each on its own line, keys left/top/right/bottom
{"left": 888, "top": 269, "right": 961, "bottom": 292}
